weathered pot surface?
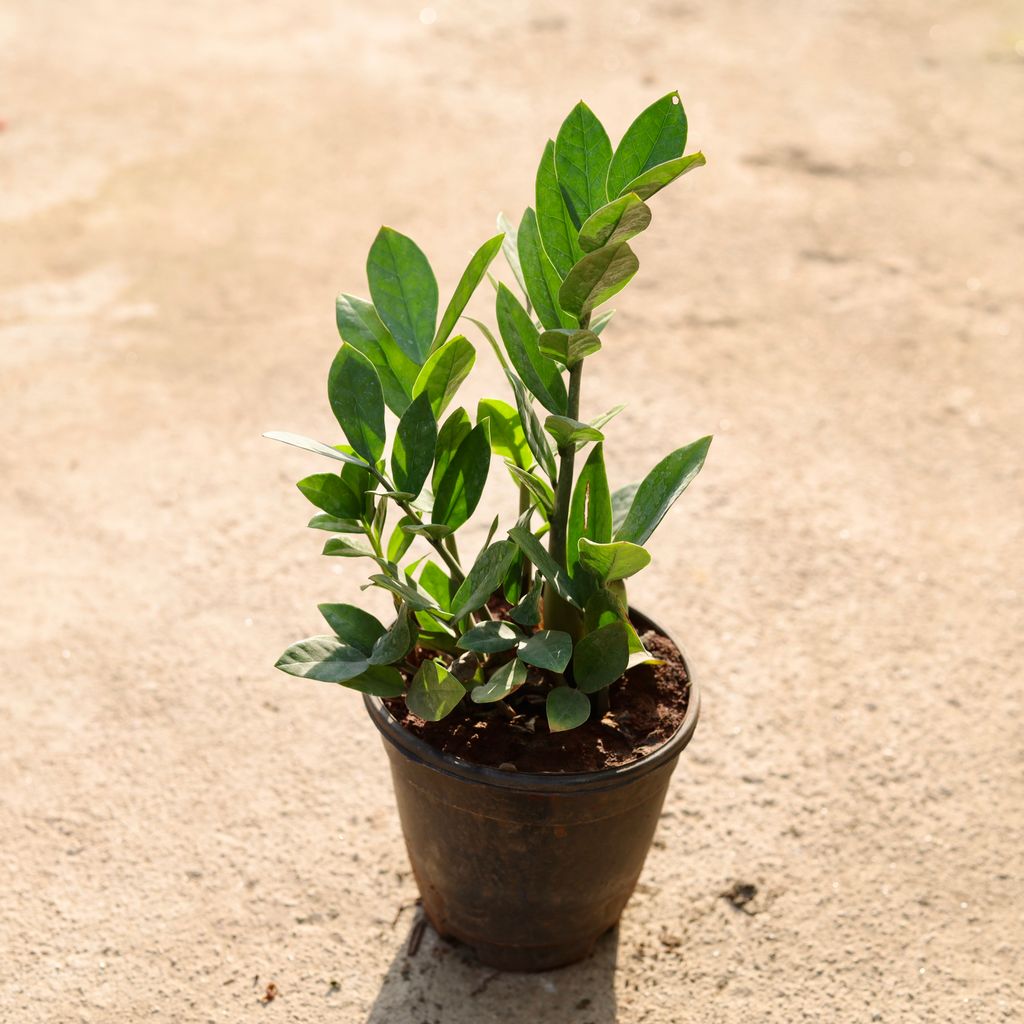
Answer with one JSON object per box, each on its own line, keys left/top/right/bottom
{"left": 363, "top": 608, "right": 700, "bottom": 971}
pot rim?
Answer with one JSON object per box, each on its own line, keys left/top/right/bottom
{"left": 362, "top": 607, "right": 700, "bottom": 794}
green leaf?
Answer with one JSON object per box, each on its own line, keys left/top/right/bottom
{"left": 471, "top": 658, "right": 528, "bottom": 703}
{"left": 263, "top": 431, "right": 371, "bottom": 469}
{"left": 366, "top": 227, "right": 438, "bottom": 364}
{"left": 322, "top": 536, "right": 379, "bottom": 560}
{"left": 577, "top": 538, "right": 651, "bottom": 583}
{"left": 369, "top": 605, "right": 416, "bottom": 665}
{"left": 554, "top": 101, "right": 613, "bottom": 226}
{"left": 419, "top": 560, "right": 456, "bottom": 611}
{"left": 275, "top": 636, "right": 368, "bottom": 683}
{"left": 590, "top": 308, "right": 616, "bottom": 335}
{"left": 509, "top": 578, "right": 543, "bottom": 626}
{"left": 412, "top": 335, "right": 475, "bottom": 418}
{"left": 433, "top": 233, "right": 503, "bottom": 348}
{"left": 478, "top": 398, "right": 532, "bottom": 470}
{"left": 391, "top": 392, "right": 437, "bottom": 498}
{"left": 536, "top": 138, "right": 583, "bottom": 279}
{"left": 432, "top": 422, "right": 490, "bottom": 531}
{"left": 317, "top": 604, "right": 386, "bottom": 654}
{"left": 465, "top": 316, "right": 509, "bottom": 373}
{"left": 508, "top": 522, "right": 582, "bottom": 608}
{"left": 610, "top": 482, "right": 640, "bottom": 535}
{"left": 567, "top": 443, "right": 612, "bottom": 579}
{"left": 618, "top": 151, "right": 706, "bottom": 201}
{"left": 457, "top": 620, "right": 523, "bottom": 654}
{"left": 538, "top": 329, "right": 602, "bottom": 368}
{"left": 340, "top": 664, "right": 405, "bottom": 696}
{"left": 517, "top": 207, "right": 575, "bottom": 332}
{"left": 505, "top": 462, "right": 555, "bottom": 517}
{"left": 558, "top": 243, "right": 639, "bottom": 321}
{"left": 406, "top": 659, "right": 465, "bottom": 721}
{"left": 297, "top": 473, "right": 363, "bottom": 520}
{"left": 615, "top": 436, "right": 712, "bottom": 544}
{"left": 401, "top": 522, "right": 452, "bottom": 540}
{"left": 387, "top": 514, "right": 418, "bottom": 562}
{"left": 495, "top": 283, "right": 567, "bottom": 416}
{"left": 335, "top": 293, "right": 419, "bottom": 415}
{"left": 432, "top": 408, "right": 472, "bottom": 492}
{"left": 573, "top": 621, "right": 630, "bottom": 693}
{"left": 578, "top": 193, "right": 652, "bottom": 252}
{"left": 449, "top": 540, "right": 518, "bottom": 619}
{"left": 368, "top": 573, "right": 442, "bottom": 613}
{"left": 328, "top": 345, "right": 387, "bottom": 463}
{"left": 606, "top": 91, "right": 688, "bottom": 199}
{"left": 517, "top": 629, "right": 572, "bottom": 673}
{"left": 589, "top": 404, "right": 625, "bottom": 432}
{"left": 544, "top": 415, "right": 604, "bottom": 450}
{"left": 307, "top": 513, "right": 363, "bottom": 533}
{"left": 497, "top": 211, "right": 529, "bottom": 304}
{"left": 546, "top": 686, "right": 592, "bottom": 732}
{"left": 506, "top": 373, "right": 557, "bottom": 484}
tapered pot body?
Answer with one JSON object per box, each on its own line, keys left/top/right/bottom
{"left": 363, "top": 609, "right": 699, "bottom": 971}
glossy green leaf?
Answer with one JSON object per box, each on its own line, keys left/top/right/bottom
{"left": 590, "top": 308, "right": 616, "bottom": 335}
{"left": 478, "top": 398, "right": 532, "bottom": 470}
{"left": 275, "top": 635, "right": 368, "bottom": 684}
{"left": 558, "top": 242, "right": 638, "bottom": 321}
{"left": 406, "top": 659, "right": 465, "bottom": 721}
{"left": 387, "top": 514, "right": 418, "bottom": 562}
{"left": 321, "top": 536, "right": 379, "bottom": 560}
{"left": 610, "top": 482, "right": 640, "bottom": 534}
{"left": 509, "top": 578, "right": 543, "bottom": 626}
{"left": 368, "top": 573, "right": 442, "bottom": 613}
{"left": 432, "top": 407, "right": 472, "bottom": 492}
{"left": 546, "top": 686, "right": 592, "bottom": 732}
{"left": 606, "top": 91, "right": 688, "bottom": 199}
{"left": 307, "top": 513, "right": 363, "bottom": 533}
{"left": 401, "top": 522, "right": 452, "bottom": 540}
{"left": 508, "top": 522, "right": 582, "bottom": 608}
{"left": 505, "top": 373, "right": 557, "bottom": 484}
{"left": 327, "top": 345, "right": 386, "bottom": 463}
{"left": 615, "top": 436, "right": 712, "bottom": 544}
{"left": 517, "top": 207, "right": 575, "bottom": 332}
{"left": 433, "top": 233, "right": 503, "bottom": 348}
{"left": 555, "top": 101, "right": 613, "bottom": 226}
{"left": 618, "top": 151, "right": 706, "bottom": 201}
{"left": 457, "top": 620, "right": 523, "bottom": 654}
{"left": 449, "top": 540, "right": 518, "bottom": 620}
{"left": 369, "top": 605, "right": 415, "bottom": 665}
{"left": 471, "top": 658, "right": 528, "bottom": 703}
{"left": 567, "top": 443, "right": 612, "bottom": 578}
{"left": 536, "top": 138, "right": 583, "bottom": 279}
{"left": 263, "top": 431, "right": 371, "bottom": 469}
{"left": 432, "top": 422, "right": 490, "bottom": 531}
{"left": 544, "top": 415, "right": 604, "bottom": 450}
{"left": 538, "top": 329, "right": 602, "bottom": 368}
{"left": 577, "top": 538, "right": 651, "bottom": 582}
{"left": 297, "top": 473, "right": 363, "bottom": 520}
{"left": 412, "top": 335, "right": 475, "bottom": 419}
{"left": 517, "top": 629, "right": 572, "bottom": 673}
{"left": 589, "top": 404, "right": 625, "bottom": 432}
{"left": 317, "top": 604, "right": 386, "bottom": 655}
{"left": 340, "top": 664, "right": 406, "bottom": 696}
{"left": 335, "top": 293, "right": 419, "bottom": 415}
{"left": 391, "top": 392, "right": 437, "bottom": 498}
{"left": 497, "top": 211, "right": 529, "bottom": 304}
{"left": 573, "top": 621, "right": 630, "bottom": 693}
{"left": 505, "top": 462, "right": 555, "bottom": 516}
{"left": 419, "top": 560, "right": 456, "bottom": 612}
{"left": 366, "top": 227, "right": 438, "bottom": 364}
{"left": 495, "top": 283, "right": 567, "bottom": 415}
{"left": 578, "top": 193, "right": 652, "bottom": 252}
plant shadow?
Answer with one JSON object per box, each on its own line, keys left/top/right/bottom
{"left": 365, "top": 911, "right": 619, "bottom": 1024}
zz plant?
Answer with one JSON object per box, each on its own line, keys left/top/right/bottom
{"left": 268, "top": 92, "right": 711, "bottom": 735}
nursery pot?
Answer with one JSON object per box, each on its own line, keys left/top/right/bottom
{"left": 363, "top": 609, "right": 699, "bottom": 972}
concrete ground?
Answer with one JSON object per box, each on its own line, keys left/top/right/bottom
{"left": 1, "top": 1, "right": 1022, "bottom": 1021}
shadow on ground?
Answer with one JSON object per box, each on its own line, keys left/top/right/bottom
{"left": 365, "top": 912, "right": 619, "bottom": 1023}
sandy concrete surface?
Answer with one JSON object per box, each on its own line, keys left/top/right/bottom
{"left": 2, "top": 0, "right": 1022, "bottom": 1020}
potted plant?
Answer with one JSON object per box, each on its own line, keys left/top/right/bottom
{"left": 266, "top": 92, "right": 710, "bottom": 972}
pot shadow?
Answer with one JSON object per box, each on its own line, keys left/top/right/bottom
{"left": 365, "top": 911, "right": 619, "bottom": 1023}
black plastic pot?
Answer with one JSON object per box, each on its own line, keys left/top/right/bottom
{"left": 362, "top": 609, "right": 699, "bottom": 972}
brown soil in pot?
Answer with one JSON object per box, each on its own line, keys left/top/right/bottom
{"left": 383, "top": 626, "right": 690, "bottom": 774}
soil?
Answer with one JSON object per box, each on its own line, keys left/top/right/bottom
{"left": 384, "top": 629, "right": 690, "bottom": 773}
